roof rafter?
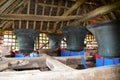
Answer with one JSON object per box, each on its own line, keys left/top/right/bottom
{"left": 0, "top": 0, "right": 16, "bottom": 14}
{"left": 0, "top": 0, "right": 29, "bottom": 29}
{"left": 70, "top": 0, "right": 120, "bottom": 26}
{"left": 0, "top": 1, "right": 120, "bottom": 22}
{"left": 0, "top": 14, "right": 83, "bottom": 21}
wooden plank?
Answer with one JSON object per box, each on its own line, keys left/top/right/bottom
{"left": 54, "top": 56, "right": 82, "bottom": 65}
{"left": 0, "top": 64, "right": 120, "bottom": 80}
{"left": 70, "top": 0, "right": 120, "bottom": 26}
{"left": 26, "top": 0, "right": 30, "bottom": 29}
{"left": 0, "top": 0, "right": 7, "bottom": 6}
{"left": 0, "top": 59, "right": 29, "bottom": 72}
{"left": 1, "top": 70, "right": 41, "bottom": 74}
{"left": 2, "top": 0, "right": 29, "bottom": 29}
{"left": 0, "top": 0, "right": 16, "bottom": 14}
{"left": 45, "top": 55, "right": 75, "bottom": 71}
{"left": 53, "top": 0, "right": 85, "bottom": 32}
{"left": 39, "top": 42, "right": 49, "bottom": 49}
{"left": 40, "top": 0, "right": 46, "bottom": 32}
{"left": 46, "top": 0, "right": 54, "bottom": 32}
{"left": 52, "top": 0, "right": 62, "bottom": 32}
{"left": 0, "top": 56, "right": 46, "bottom": 71}
{"left": 33, "top": 0, "right": 37, "bottom": 29}
{"left": 2, "top": 0, "right": 23, "bottom": 14}
{"left": 1, "top": 53, "right": 92, "bottom": 71}
{"left": 37, "top": 3, "right": 70, "bottom": 10}
{"left": 0, "top": 14, "right": 83, "bottom": 21}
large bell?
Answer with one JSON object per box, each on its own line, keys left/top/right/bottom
{"left": 47, "top": 33, "right": 63, "bottom": 49}
{"left": 13, "top": 29, "right": 40, "bottom": 54}
{"left": 87, "top": 20, "right": 120, "bottom": 58}
{"left": 62, "top": 26, "right": 88, "bottom": 51}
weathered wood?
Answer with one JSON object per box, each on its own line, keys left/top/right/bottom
{"left": 39, "top": 42, "right": 49, "bottom": 49}
{"left": 0, "top": 56, "right": 46, "bottom": 71}
{"left": 0, "top": 53, "right": 93, "bottom": 71}
{"left": 40, "top": 0, "right": 46, "bottom": 32}
{"left": 45, "top": 55, "right": 75, "bottom": 71}
{"left": 0, "top": 1, "right": 120, "bottom": 25}
{"left": 0, "top": 14, "right": 83, "bottom": 21}
{"left": 38, "top": 49, "right": 58, "bottom": 56}
{"left": 53, "top": 0, "right": 85, "bottom": 32}
{"left": 54, "top": 56, "right": 92, "bottom": 65}
{"left": 0, "top": 0, "right": 29, "bottom": 29}
{"left": 0, "top": 59, "right": 29, "bottom": 72}
{"left": 0, "top": 0, "right": 16, "bottom": 14}
{"left": 37, "top": 3, "right": 70, "bottom": 10}
{"left": 26, "top": 0, "right": 30, "bottom": 29}
{"left": 63, "top": 0, "right": 85, "bottom": 16}
{"left": 1, "top": 1, "right": 119, "bottom": 26}
{"left": 70, "top": 1, "right": 120, "bottom": 26}
{"left": 0, "top": 0, "right": 7, "bottom": 6}
{"left": 0, "top": 64, "right": 120, "bottom": 80}
{"left": 2, "top": 0, "right": 25, "bottom": 14}
{"left": 1, "top": 70, "right": 41, "bottom": 74}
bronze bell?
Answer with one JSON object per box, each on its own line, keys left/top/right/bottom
{"left": 87, "top": 20, "right": 120, "bottom": 58}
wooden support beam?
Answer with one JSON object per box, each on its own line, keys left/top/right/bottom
{"left": 54, "top": 56, "right": 83, "bottom": 65}
{"left": 0, "top": 0, "right": 7, "bottom": 6}
{"left": 0, "top": 59, "right": 29, "bottom": 72}
{"left": 1, "top": 70, "right": 41, "bottom": 74}
{"left": 70, "top": 1, "right": 120, "bottom": 26}
{"left": 0, "top": 0, "right": 29, "bottom": 29}
{"left": 53, "top": 0, "right": 85, "bottom": 32}
{"left": 38, "top": 49, "right": 60, "bottom": 56}
{"left": 39, "top": 42, "right": 49, "bottom": 49}
{"left": 45, "top": 55, "right": 75, "bottom": 71}
{"left": 0, "top": 64, "right": 120, "bottom": 80}
{"left": 2, "top": 0, "right": 25, "bottom": 14}
{"left": 1, "top": 0, "right": 119, "bottom": 23}
{"left": 0, "top": 0, "right": 16, "bottom": 14}
{"left": 62, "top": 0, "right": 85, "bottom": 16}
{"left": 0, "top": 56, "right": 46, "bottom": 71}
{"left": 0, "top": 14, "right": 83, "bottom": 21}
{"left": 0, "top": 53, "right": 92, "bottom": 71}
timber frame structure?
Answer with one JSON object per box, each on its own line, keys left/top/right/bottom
{"left": 0, "top": 0, "right": 120, "bottom": 34}
{"left": 0, "top": 54, "right": 120, "bottom": 80}
{"left": 0, "top": 0, "right": 120, "bottom": 80}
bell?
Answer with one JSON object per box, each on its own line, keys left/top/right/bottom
{"left": 13, "top": 29, "right": 40, "bottom": 54}
{"left": 87, "top": 19, "right": 120, "bottom": 58}
{"left": 62, "top": 26, "right": 88, "bottom": 51}
{"left": 47, "top": 33, "right": 63, "bottom": 49}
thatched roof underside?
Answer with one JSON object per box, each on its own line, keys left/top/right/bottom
{"left": 0, "top": 0, "right": 120, "bottom": 34}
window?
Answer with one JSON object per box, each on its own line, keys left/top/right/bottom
{"left": 2, "top": 32, "right": 67, "bottom": 50}
{"left": 35, "top": 33, "right": 49, "bottom": 49}
{"left": 3, "top": 31, "right": 18, "bottom": 50}
{"left": 84, "top": 34, "right": 97, "bottom": 49}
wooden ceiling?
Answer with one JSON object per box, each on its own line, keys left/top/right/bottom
{"left": 0, "top": 0, "right": 120, "bottom": 34}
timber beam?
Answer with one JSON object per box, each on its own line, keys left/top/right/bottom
{"left": 0, "top": 14, "right": 82, "bottom": 21}
{"left": 0, "top": 1, "right": 119, "bottom": 23}
{"left": 0, "top": 56, "right": 46, "bottom": 71}
{"left": 0, "top": 54, "right": 93, "bottom": 71}
{"left": 45, "top": 55, "right": 75, "bottom": 71}
{"left": 0, "top": 64, "right": 120, "bottom": 80}
{"left": 70, "top": 0, "right": 120, "bottom": 26}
